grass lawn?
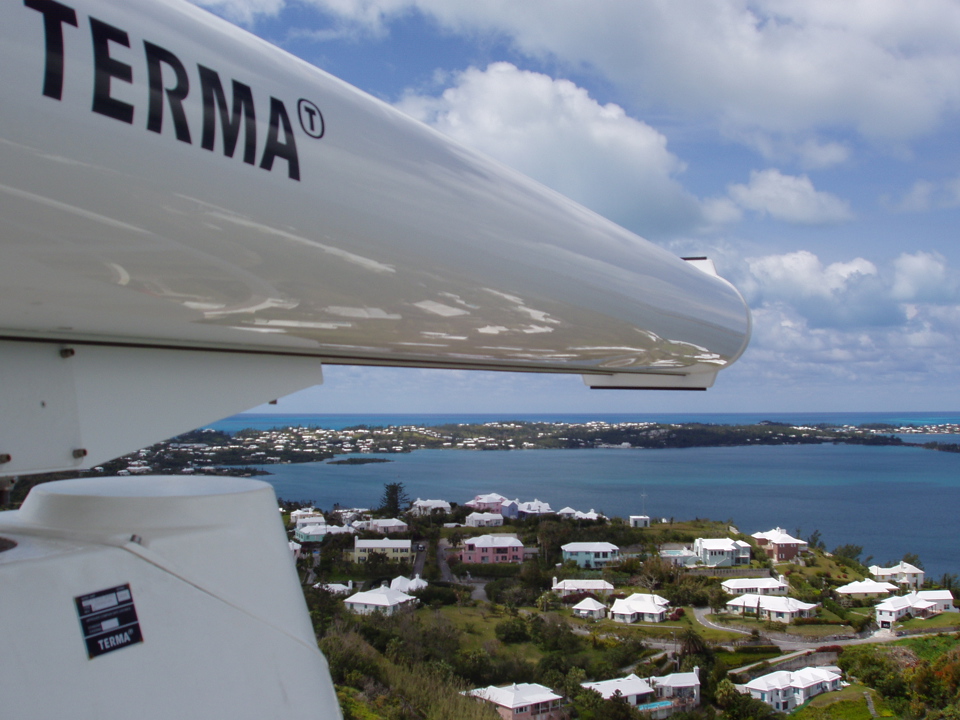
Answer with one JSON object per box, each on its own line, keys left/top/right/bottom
{"left": 714, "top": 648, "right": 782, "bottom": 668}
{"left": 709, "top": 613, "right": 854, "bottom": 639}
{"left": 433, "top": 604, "right": 540, "bottom": 663}
{"left": 894, "top": 631, "right": 960, "bottom": 660}
{"left": 792, "top": 684, "right": 895, "bottom": 720}
{"left": 776, "top": 553, "right": 866, "bottom": 586}
{"left": 896, "top": 613, "right": 960, "bottom": 631}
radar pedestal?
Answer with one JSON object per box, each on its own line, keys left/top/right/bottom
{"left": 0, "top": 476, "right": 340, "bottom": 719}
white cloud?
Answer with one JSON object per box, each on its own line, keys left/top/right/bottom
{"left": 892, "top": 177, "right": 960, "bottom": 212}
{"left": 891, "top": 251, "right": 954, "bottom": 302}
{"left": 395, "top": 62, "right": 702, "bottom": 238}
{"left": 230, "top": 0, "right": 960, "bottom": 149}
{"left": 728, "top": 169, "right": 854, "bottom": 224}
{"left": 194, "top": 0, "right": 286, "bottom": 24}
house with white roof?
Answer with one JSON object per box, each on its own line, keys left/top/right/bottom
{"left": 726, "top": 594, "right": 817, "bottom": 622}
{"left": 459, "top": 535, "right": 524, "bottom": 564}
{"left": 551, "top": 577, "right": 614, "bottom": 598}
{"left": 649, "top": 668, "right": 701, "bottom": 710}
{"left": 344, "top": 585, "right": 417, "bottom": 616}
{"left": 466, "top": 683, "right": 565, "bottom": 720}
{"left": 561, "top": 542, "right": 620, "bottom": 568}
{"left": 835, "top": 579, "right": 897, "bottom": 600}
{"left": 752, "top": 527, "right": 808, "bottom": 562}
{"left": 572, "top": 597, "right": 607, "bottom": 620}
{"left": 660, "top": 546, "right": 699, "bottom": 567}
{"left": 465, "top": 493, "right": 509, "bottom": 514}
{"left": 629, "top": 515, "right": 650, "bottom": 528}
{"left": 369, "top": 518, "right": 408, "bottom": 534}
{"left": 290, "top": 508, "right": 321, "bottom": 525}
{"left": 390, "top": 574, "right": 428, "bottom": 593}
{"left": 500, "top": 499, "right": 520, "bottom": 519}
{"left": 466, "top": 512, "right": 504, "bottom": 527}
{"left": 870, "top": 561, "right": 925, "bottom": 589}
{"left": 611, "top": 593, "right": 670, "bottom": 623}
{"left": 312, "top": 580, "right": 354, "bottom": 595}
{"left": 874, "top": 590, "right": 957, "bottom": 628}
{"left": 693, "top": 537, "right": 751, "bottom": 567}
{"left": 294, "top": 514, "right": 327, "bottom": 528}
{"left": 294, "top": 524, "right": 329, "bottom": 543}
{"left": 582, "top": 674, "right": 655, "bottom": 707}
{"left": 410, "top": 498, "right": 451, "bottom": 516}
{"left": 721, "top": 576, "right": 789, "bottom": 596}
{"left": 517, "top": 499, "right": 553, "bottom": 518}
{"left": 289, "top": 540, "right": 301, "bottom": 559}
{"left": 744, "top": 667, "right": 841, "bottom": 713}
{"left": 557, "top": 507, "right": 605, "bottom": 521}
{"left": 350, "top": 538, "right": 412, "bottom": 564}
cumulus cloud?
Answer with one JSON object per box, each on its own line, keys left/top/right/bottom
{"left": 213, "top": 0, "right": 960, "bottom": 151}
{"left": 892, "top": 177, "right": 960, "bottom": 212}
{"left": 701, "top": 247, "right": 960, "bottom": 399}
{"left": 395, "top": 62, "right": 703, "bottom": 238}
{"left": 728, "top": 169, "right": 854, "bottom": 224}
{"left": 194, "top": 0, "right": 285, "bottom": 23}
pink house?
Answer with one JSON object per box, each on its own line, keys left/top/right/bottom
{"left": 459, "top": 535, "right": 524, "bottom": 564}
{"left": 465, "top": 493, "right": 509, "bottom": 514}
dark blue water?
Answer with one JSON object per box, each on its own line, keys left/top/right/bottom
{"left": 250, "top": 442, "right": 960, "bottom": 580}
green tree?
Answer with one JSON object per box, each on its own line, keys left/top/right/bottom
{"left": 902, "top": 552, "right": 925, "bottom": 570}
{"left": 832, "top": 544, "right": 863, "bottom": 562}
{"left": 379, "top": 482, "right": 410, "bottom": 517}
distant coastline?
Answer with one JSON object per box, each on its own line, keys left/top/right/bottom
{"left": 207, "top": 410, "right": 960, "bottom": 434}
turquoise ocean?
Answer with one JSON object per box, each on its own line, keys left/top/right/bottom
{"left": 207, "top": 412, "right": 960, "bottom": 579}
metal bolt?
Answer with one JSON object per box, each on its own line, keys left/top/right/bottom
{"left": 0, "top": 454, "right": 10, "bottom": 464}
{"left": 60, "top": 347, "right": 75, "bottom": 359}
{"left": 72, "top": 448, "right": 88, "bottom": 459}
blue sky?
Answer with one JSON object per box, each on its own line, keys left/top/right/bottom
{"left": 196, "top": 0, "right": 960, "bottom": 414}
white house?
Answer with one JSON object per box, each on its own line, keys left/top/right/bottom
{"left": 870, "top": 561, "right": 925, "bottom": 589}
{"left": 572, "top": 597, "right": 607, "bottom": 620}
{"left": 289, "top": 540, "right": 301, "bottom": 559}
{"left": 582, "top": 674, "right": 655, "bottom": 707}
{"left": 561, "top": 542, "right": 620, "bottom": 568}
{"left": 874, "top": 590, "right": 957, "bottom": 628}
{"left": 465, "top": 512, "right": 504, "bottom": 527}
{"left": 370, "top": 518, "right": 408, "bottom": 534}
{"left": 745, "top": 667, "right": 841, "bottom": 713}
{"left": 726, "top": 594, "right": 817, "bottom": 622}
{"left": 557, "top": 507, "right": 605, "bottom": 521}
{"left": 551, "top": 577, "right": 614, "bottom": 598}
{"left": 344, "top": 586, "right": 417, "bottom": 615}
{"left": 312, "top": 580, "right": 354, "bottom": 595}
{"left": 629, "top": 515, "right": 650, "bottom": 528}
{"left": 466, "top": 683, "right": 565, "bottom": 720}
{"left": 611, "top": 593, "right": 670, "bottom": 623}
{"left": 649, "top": 668, "right": 701, "bottom": 710}
{"left": 721, "top": 577, "right": 789, "bottom": 596}
{"left": 290, "top": 508, "right": 321, "bottom": 525}
{"left": 294, "top": 514, "right": 327, "bottom": 528}
{"left": 660, "top": 547, "right": 699, "bottom": 567}
{"left": 390, "top": 574, "right": 428, "bottom": 593}
{"left": 410, "top": 498, "right": 451, "bottom": 516}
{"left": 835, "top": 579, "right": 897, "bottom": 600}
{"left": 693, "top": 538, "right": 751, "bottom": 567}
{"left": 517, "top": 499, "right": 553, "bottom": 518}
